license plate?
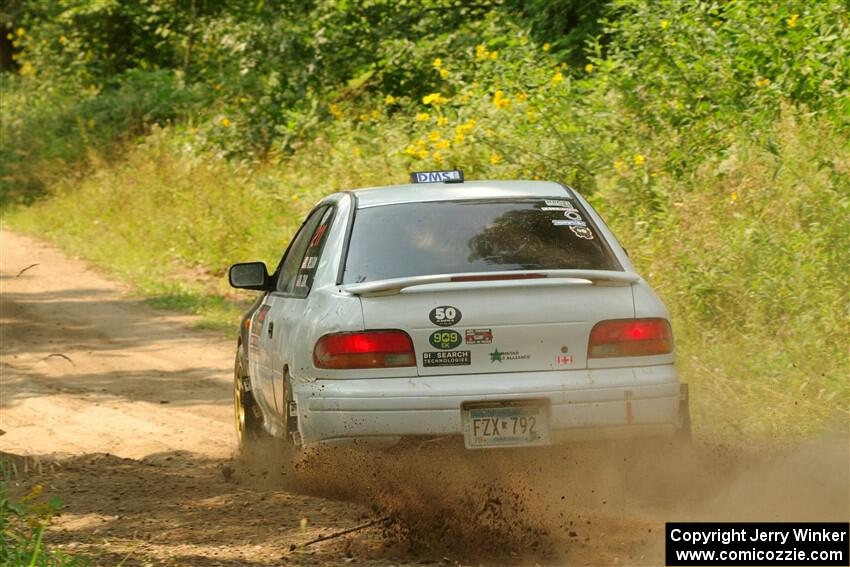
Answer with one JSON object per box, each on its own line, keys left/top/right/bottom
{"left": 461, "top": 400, "right": 550, "bottom": 449}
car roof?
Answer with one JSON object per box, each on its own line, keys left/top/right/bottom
{"left": 350, "top": 180, "right": 573, "bottom": 208}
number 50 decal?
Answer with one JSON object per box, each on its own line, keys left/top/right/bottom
{"left": 429, "top": 305, "right": 462, "bottom": 327}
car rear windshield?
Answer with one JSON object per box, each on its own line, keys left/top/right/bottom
{"left": 342, "top": 198, "right": 621, "bottom": 284}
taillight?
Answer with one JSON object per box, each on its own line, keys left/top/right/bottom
{"left": 588, "top": 318, "right": 673, "bottom": 358}
{"left": 450, "top": 273, "right": 546, "bottom": 282}
{"left": 313, "top": 330, "right": 416, "bottom": 369}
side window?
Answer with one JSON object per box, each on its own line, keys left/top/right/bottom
{"left": 277, "top": 206, "right": 335, "bottom": 297}
{"left": 276, "top": 207, "right": 327, "bottom": 294}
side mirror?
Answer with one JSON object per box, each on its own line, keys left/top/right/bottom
{"left": 228, "top": 262, "right": 271, "bottom": 290}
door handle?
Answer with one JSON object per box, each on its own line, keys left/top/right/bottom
{"left": 268, "top": 322, "right": 274, "bottom": 338}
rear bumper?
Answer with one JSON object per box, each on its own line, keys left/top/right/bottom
{"left": 293, "top": 364, "right": 685, "bottom": 447}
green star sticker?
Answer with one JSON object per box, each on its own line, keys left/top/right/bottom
{"left": 490, "top": 348, "right": 503, "bottom": 362}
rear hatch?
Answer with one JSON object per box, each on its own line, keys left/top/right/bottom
{"left": 341, "top": 195, "right": 634, "bottom": 375}
{"left": 357, "top": 281, "right": 634, "bottom": 374}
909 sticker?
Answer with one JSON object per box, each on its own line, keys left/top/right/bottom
{"left": 429, "top": 329, "right": 463, "bottom": 350}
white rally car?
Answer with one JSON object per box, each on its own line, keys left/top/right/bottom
{"left": 229, "top": 171, "right": 689, "bottom": 450}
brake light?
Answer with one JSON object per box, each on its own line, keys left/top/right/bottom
{"left": 588, "top": 318, "right": 673, "bottom": 358}
{"left": 313, "top": 330, "right": 416, "bottom": 369}
{"left": 450, "top": 273, "right": 546, "bottom": 282}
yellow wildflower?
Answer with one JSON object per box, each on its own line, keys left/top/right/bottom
{"left": 422, "top": 93, "right": 448, "bottom": 105}
{"left": 439, "top": 68, "right": 449, "bottom": 79}
{"left": 433, "top": 58, "right": 442, "bottom": 69}
{"left": 730, "top": 191, "right": 738, "bottom": 203}
{"left": 516, "top": 92, "right": 527, "bottom": 102}
{"left": 633, "top": 154, "right": 646, "bottom": 166}
{"left": 457, "top": 119, "right": 476, "bottom": 134}
{"left": 221, "top": 117, "right": 232, "bottom": 127}
{"left": 405, "top": 145, "right": 417, "bottom": 156}
{"left": 585, "top": 63, "right": 594, "bottom": 73}
{"left": 490, "top": 50, "right": 498, "bottom": 60}
{"left": 756, "top": 78, "right": 771, "bottom": 88}
{"left": 490, "top": 153, "right": 502, "bottom": 165}
{"left": 330, "top": 104, "right": 343, "bottom": 118}
{"left": 5, "top": 33, "right": 11, "bottom": 41}
{"left": 433, "top": 151, "right": 443, "bottom": 164}
{"left": 552, "top": 71, "right": 564, "bottom": 84}
{"left": 353, "top": 147, "right": 361, "bottom": 157}
{"left": 475, "top": 44, "right": 489, "bottom": 59}
{"left": 416, "top": 148, "right": 429, "bottom": 159}
{"left": 787, "top": 14, "right": 799, "bottom": 28}
{"left": 371, "top": 110, "right": 380, "bottom": 119}
{"left": 433, "top": 139, "right": 450, "bottom": 150}
{"left": 22, "top": 484, "right": 43, "bottom": 501}
{"left": 385, "top": 94, "right": 397, "bottom": 105}
{"left": 429, "top": 130, "right": 442, "bottom": 142}
{"left": 660, "top": 19, "right": 669, "bottom": 30}
{"left": 359, "top": 113, "right": 369, "bottom": 122}
{"left": 454, "top": 132, "right": 465, "bottom": 144}
{"left": 543, "top": 43, "right": 551, "bottom": 52}
{"left": 16, "top": 27, "right": 25, "bottom": 37}
{"left": 416, "top": 112, "right": 431, "bottom": 122}
{"left": 614, "top": 160, "right": 626, "bottom": 174}
{"left": 437, "top": 116, "right": 448, "bottom": 126}
{"left": 560, "top": 62, "right": 569, "bottom": 70}
{"left": 493, "top": 90, "right": 511, "bottom": 109}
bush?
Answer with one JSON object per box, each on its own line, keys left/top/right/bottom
{"left": 0, "top": 461, "right": 87, "bottom": 566}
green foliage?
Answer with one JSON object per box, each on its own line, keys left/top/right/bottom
{"left": 505, "top": 0, "right": 611, "bottom": 63}
{"left": 0, "top": 462, "right": 87, "bottom": 566}
{"left": 0, "top": 69, "right": 211, "bottom": 204}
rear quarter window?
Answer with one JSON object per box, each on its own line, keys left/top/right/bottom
{"left": 343, "top": 198, "right": 620, "bottom": 284}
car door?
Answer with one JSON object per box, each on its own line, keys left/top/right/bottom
{"left": 260, "top": 206, "right": 334, "bottom": 421}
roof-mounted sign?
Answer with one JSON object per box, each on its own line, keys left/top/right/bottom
{"left": 410, "top": 169, "right": 464, "bottom": 184}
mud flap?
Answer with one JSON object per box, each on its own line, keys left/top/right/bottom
{"left": 677, "top": 383, "right": 691, "bottom": 440}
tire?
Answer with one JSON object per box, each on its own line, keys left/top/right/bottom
{"left": 234, "top": 350, "right": 266, "bottom": 447}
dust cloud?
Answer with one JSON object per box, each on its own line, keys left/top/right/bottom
{"left": 235, "top": 432, "right": 849, "bottom": 563}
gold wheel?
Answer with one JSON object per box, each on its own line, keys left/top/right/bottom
{"left": 234, "top": 361, "right": 246, "bottom": 441}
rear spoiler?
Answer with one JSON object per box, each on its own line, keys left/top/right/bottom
{"left": 341, "top": 270, "right": 640, "bottom": 296}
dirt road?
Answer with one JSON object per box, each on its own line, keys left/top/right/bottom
{"left": 1, "top": 228, "right": 847, "bottom": 566}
